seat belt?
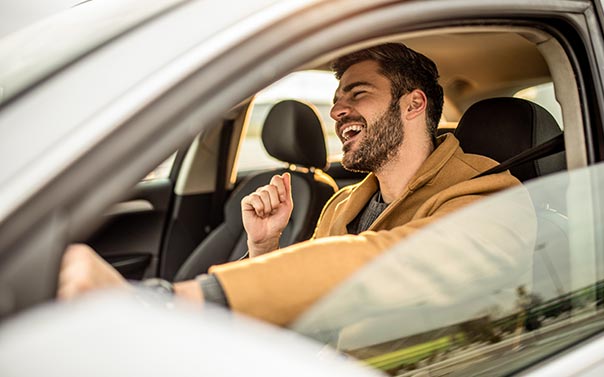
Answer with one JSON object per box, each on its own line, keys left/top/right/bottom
{"left": 473, "top": 133, "right": 565, "bottom": 179}
{"left": 209, "top": 119, "right": 234, "bottom": 229}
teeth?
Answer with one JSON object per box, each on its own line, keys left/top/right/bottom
{"left": 341, "top": 125, "right": 363, "bottom": 140}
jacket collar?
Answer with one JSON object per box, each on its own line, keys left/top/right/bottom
{"left": 330, "top": 133, "right": 460, "bottom": 233}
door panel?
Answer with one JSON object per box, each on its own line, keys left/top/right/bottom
{"left": 87, "top": 178, "right": 173, "bottom": 280}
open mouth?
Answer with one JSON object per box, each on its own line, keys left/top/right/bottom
{"left": 341, "top": 124, "right": 364, "bottom": 142}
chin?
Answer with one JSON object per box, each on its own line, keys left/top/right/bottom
{"left": 341, "top": 157, "right": 370, "bottom": 173}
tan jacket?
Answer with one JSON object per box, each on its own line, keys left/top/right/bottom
{"left": 210, "top": 134, "right": 520, "bottom": 325}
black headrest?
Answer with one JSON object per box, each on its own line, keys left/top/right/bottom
{"left": 261, "top": 100, "right": 328, "bottom": 170}
{"left": 455, "top": 97, "right": 566, "bottom": 182}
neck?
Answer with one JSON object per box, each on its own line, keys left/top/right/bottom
{"left": 375, "top": 136, "right": 434, "bottom": 204}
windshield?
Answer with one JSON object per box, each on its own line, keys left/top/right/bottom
{"left": 293, "top": 163, "right": 604, "bottom": 376}
{"left": 0, "top": 0, "right": 187, "bottom": 107}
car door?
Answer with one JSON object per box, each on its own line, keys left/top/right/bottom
{"left": 2, "top": 0, "right": 604, "bottom": 327}
{"left": 85, "top": 156, "right": 179, "bottom": 280}
{"left": 88, "top": 120, "right": 241, "bottom": 282}
{"left": 293, "top": 162, "right": 604, "bottom": 376}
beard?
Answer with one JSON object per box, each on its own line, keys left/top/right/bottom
{"left": 340, "top": 101, "right": 404, "bottom": 173}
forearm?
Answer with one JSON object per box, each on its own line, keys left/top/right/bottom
{"left": 174, "top": 274, "right": 231, "bottom": 309}
{"left": 210, "top": 234, "right": 395, "bottom": 325}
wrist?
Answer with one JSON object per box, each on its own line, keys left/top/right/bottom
{"left": 247, "top": 236, "right": 280, "bottom": 257}
{"left": 133, "top": 278, "right": 175, "bottom": 309}
{"left": 174, "top": 280, "right": 204, "bottom": 303}
{"left": 141, "top": 278, "right": 174, "bottom": 296}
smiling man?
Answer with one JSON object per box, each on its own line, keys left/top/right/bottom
{"left": 58, "top": 43, "right": 521, "bottom": 326}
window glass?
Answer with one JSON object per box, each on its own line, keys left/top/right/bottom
{"left": 238, "top": 71, "right": 340, "bottom": 172}
{"left": 515, "top": 83, "right": 564, "bottom": 129}
{"left": 293, "top": 163, "right": 604, "bottom": 376}
{"left": 142, "top": 153, "right": 176, "bottom": 181}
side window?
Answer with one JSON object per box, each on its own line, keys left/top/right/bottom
{"left": 293, "top": 164, "right": 604, "bottom": 376}
{"left": 238, "top": 71, "right": 340, "bottom": 173}
{"left": 514, "top": 82, "right": 564, "bottom": 129}
{"left": 142, "top": 153, "right": 176, "bottom": 181}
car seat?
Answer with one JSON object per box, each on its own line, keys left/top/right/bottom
{"left": 174, "top": 100, "right": 338, "bottom": 281}
{"left": 454, "top": 97, "right": 566, "bottom": 182}
{"left": 455, "top": 97, "right": 569, "bottom": 319}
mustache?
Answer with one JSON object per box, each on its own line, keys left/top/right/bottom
{"left": 335, "top": 115, "right": 367, "bottom": 129}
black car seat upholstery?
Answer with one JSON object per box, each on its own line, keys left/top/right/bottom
{"left": 455, "top": 97, "right": 566, "bottom": 182}
{"left": 455, "top": 97, "right": 569, "bottom": 321}
{"left": 174, "top": 100, "right": 338, "bottom": 281}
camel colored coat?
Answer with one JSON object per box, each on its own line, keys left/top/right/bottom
{"left": 209, "top": 134, "right": 520, "bottom": 325}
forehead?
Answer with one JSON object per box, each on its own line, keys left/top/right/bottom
{"left": 337, "top": 60, "right": 391, "bottom": 90}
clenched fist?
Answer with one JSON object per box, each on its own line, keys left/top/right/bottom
{"left": 241, "top": 173, "right": 293, "bottom": 257}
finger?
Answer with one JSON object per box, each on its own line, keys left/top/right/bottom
{"left": 57, "top": 266, "right": 90, "bottom": 301}
{"left": 57, "top": 284, "right": 73, "bottom": 301}
{"left": 282, "top": 172, "right": 292, "bottom": 203}
{"left": 270, "top": 175, "right": 287, "bottom": 202}
{"left": 256, "top": 189, "right": 274, "bottom": 214}
{"left": 261, "top": 184, "right": 281, "bottom": 208}
{"left": 243, "top": 193, "right": 266, "bottom": 217}
{"left": 56, "top": 269, "right": 69, "bottom": 299}
{"left": 57, "top": 277, "right": 83, "bottom": 301}
{"left": 59, "top": 245, "right": 88, "bottom": 288}
{"left": 61, "top": 244, "right": 84, "bottom": 267}
{"left": 58, "top": 260, "right": 76, "bottom": 287}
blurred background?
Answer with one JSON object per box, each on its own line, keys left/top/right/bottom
{"left": 0, "top": 0, "right": 80, "bottom": 38}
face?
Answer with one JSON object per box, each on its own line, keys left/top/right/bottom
{"left": 331, "top": 60, "right": 404, "bottom": 172}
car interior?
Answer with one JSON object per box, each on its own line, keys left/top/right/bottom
{"left": 174, "top": 99, "right": 338, "bottom": 281}
{"left": 4, "top": 0, "right": 604, "bottom": 374}
{"left": 85, "top": 26, "right": 578, "bottom": 284}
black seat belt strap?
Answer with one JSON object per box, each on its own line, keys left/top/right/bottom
{"left": 474, "top": 133, "right": 565, "bottom": 179}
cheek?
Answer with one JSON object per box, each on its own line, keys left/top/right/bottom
{"left": 358, "top": 99, "right": 390, "bottom": 122}
{"left": 360, "top": 109, "right": 384, "bottom": 127}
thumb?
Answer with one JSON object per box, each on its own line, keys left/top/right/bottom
{"left": 283, "top": 172, "right": 293, "bottom": 204}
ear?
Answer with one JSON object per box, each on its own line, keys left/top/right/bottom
{"left": 401, "top": 89, "right": 427, "bottom": 121}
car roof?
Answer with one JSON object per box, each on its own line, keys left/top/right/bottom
{"left": 305, "top": 28, "right": 551, "bottom": 121}
{"left": 0, "top": 0, "right": 287, "bottom": 107}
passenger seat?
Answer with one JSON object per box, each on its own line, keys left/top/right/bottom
{"left": 175, "top": 100, "right": 338, "bottom": 281}
{"left": 455, "top": 97, "right": 569, "bottom": 319}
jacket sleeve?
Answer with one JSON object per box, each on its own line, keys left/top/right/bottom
{"left": 209, "top": 173, "right": 524, "bottom": 326}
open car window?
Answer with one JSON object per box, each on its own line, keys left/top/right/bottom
{"left": 514, "top": 82, "right": 564, "bottom": 130}
{"left": 293, "top": 162, "right": 604, "bottom": 376}
{"left": 238, "top": 70, "right": 340, "bottom": 172}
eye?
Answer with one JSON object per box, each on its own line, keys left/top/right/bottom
{"left": 352, "top": 90, "right": 366, "bottom": 99}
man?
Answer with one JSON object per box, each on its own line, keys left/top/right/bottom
{"left": 58, "top": 43, "right": 520, "bottom": 326}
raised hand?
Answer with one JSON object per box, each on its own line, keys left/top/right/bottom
{"left": 241, "top": 173, "right": 293, "bottom": 257}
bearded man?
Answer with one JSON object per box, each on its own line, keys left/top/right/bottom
{"left": 58, "top": 43, "right": 521, "bottom": 326}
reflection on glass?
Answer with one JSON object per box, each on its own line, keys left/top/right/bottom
{"left": 293, "top": 163, "right": 604, "bottom": 376}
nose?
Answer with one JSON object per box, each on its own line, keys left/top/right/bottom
{"left": 330, "top": 100, "right": 350, "bottom": 121}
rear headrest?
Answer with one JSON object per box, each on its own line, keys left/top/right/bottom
{"left": 261, "top": 100, "right": 328, "bottom": 170}
{"left": 455, "top": 97, "right": 566, "bottom": 182}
